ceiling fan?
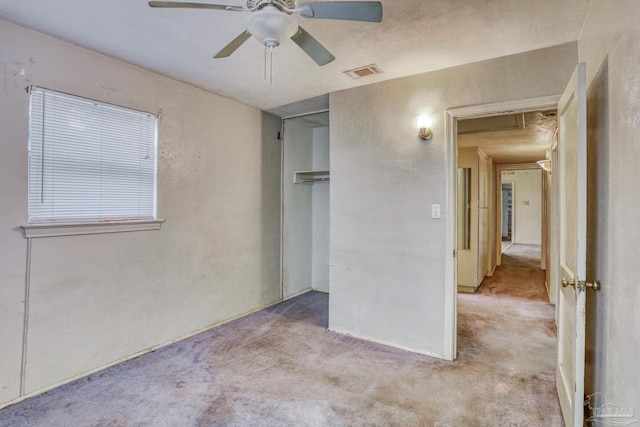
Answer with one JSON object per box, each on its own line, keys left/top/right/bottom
{"left": 148, "top": 0, "right": 383, "bottom": 66}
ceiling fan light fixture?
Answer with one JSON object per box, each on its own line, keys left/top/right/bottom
{"left": 246, "top": 6, "right": 299, "bottom": 48}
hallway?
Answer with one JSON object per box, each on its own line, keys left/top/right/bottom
{"left": 457, "top": 242, "right": 562, "bottom": 424}
{"left": 476, "top": 243, "right": 548, "bottom": 301}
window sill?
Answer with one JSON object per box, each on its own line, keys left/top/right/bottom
{"left": 22, "top": 219, "right": 165, "bottom": 238}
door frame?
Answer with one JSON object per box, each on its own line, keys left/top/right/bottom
{"left": 494, "top": 163, "right": 544, "bottom": 267}
{"left": 444, "top": 95, "right": 560, "bottom": 360}
{"left": 500, "top": 180, "right": 515, "bottom": 246}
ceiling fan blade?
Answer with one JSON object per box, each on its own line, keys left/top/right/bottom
{"left": 214, "top": 31, "right": 252, "bottom": 58}
{"left": 297, "top": 1, "right": 382, "bottom": 22}
{"left": 291, "top": 27, "right": 335, "bottom": 66}
{"left": 148, "top": 1, "right": 244, "bottom": 11}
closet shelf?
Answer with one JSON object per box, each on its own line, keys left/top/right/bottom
{"left": 294, "top": 170, "right": 330, "bottom": 184}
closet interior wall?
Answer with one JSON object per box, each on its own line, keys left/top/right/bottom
{"left": 282, "top": 113, "right": 330, "bottom": 298}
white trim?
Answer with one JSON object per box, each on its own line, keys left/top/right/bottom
{"left": 328, "top": 327, "right": 443, "bottom": 360}
{"left": 495, "top": 163, "right": 549, "bottom": 268}
{"left": 22, "top": 219, "right": 165, "bottom": 238}
{"left": 279, "top": 117, "right": 286, "bottom": 301}
{"left": 281, "top": 109, "right": 329, "bottom": 121}
{"left": 444, "top": 95, "right": 562, "bottom": 362}
{"left": 20, "top": 238, "right": 32, "bottom": 396}
{"left": 446, "top": 96, "right": 560, "bottom": 120}
{"left": 443, "top": 109, "right": 458, "bottom": 361}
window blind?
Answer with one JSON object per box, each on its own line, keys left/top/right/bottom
{"left": 28, "top": 87, "right": 158, "bottom": 224}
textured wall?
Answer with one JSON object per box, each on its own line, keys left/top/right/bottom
{"left": 282, "top": 120, "right": 313, "bottom": 298}
{"left": 312, "top": 127, "right": 330, "bottom": 293}
{"left": 0, "top": 19, "right": 281, "bottom": 405}
{"left": 580, "top": 0, "right": 640, "bottom": 412}
{"left": 329, "top": 43, "right": 578, "bottom": 357}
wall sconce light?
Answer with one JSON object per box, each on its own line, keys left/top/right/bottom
{"left": 536, "top": 159, "right": 552, "bottom": 172}
{"left": 537, "top": 148, "right": 552, "bottom": 172}
{"left": 417, "top": 115, "right": 433, "bottom": 140}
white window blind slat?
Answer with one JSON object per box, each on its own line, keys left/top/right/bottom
{"left": 28, "top": 87, "right": 158, "bottom": 223}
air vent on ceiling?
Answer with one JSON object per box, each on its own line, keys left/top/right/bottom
{"left": 343, "top": 64, "right": 383, "bottom": 79}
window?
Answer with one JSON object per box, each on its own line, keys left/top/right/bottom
{"left": 28, "top": 87, "right": 158, "bottom": 225}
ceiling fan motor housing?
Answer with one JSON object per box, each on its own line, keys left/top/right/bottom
{"left": 247, "top": 0, "right": 298, "bottom": 12}
{"left": 246, "top": 4, "right": 299, "bottom": 48}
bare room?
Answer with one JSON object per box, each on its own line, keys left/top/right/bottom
{"left": 1, "top": 1, "right": 639, "bottom": 426}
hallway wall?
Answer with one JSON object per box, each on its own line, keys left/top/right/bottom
{"left": 579, "top": 0, "right": 640, "bottom": 411}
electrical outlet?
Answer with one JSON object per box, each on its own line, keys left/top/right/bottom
{"left": 431, "top": 204, "right": 441, "bottom": 219}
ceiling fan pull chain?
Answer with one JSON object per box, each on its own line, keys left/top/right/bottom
{"left": 263, "top": 44, "right": 267, "bottom": 82}
{"left": 270, "top": 47, "right": 274, "bottom": 86}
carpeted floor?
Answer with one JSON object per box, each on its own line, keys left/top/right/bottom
{"left": 0, "top": 245, "right": 562, "bottom": 426}
{"left": 501, "top": 243, "right": 544, "bottom": 269}
{"left": 477, "top": 243, "right": 548, "bottom": 301}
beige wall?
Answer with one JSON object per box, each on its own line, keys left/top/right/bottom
{"left": 579, "top": 0, "right": 640, "bottom": 411}
{"left": 282, "top": 120, "right": 314, "bottom": 298}
{"left": 456, "top": 148, "right": 479, "bottom": 288}
{"left": 0, "top": 19, "right": 282, "bottom": 406}
{"left": 456, "top": 148, "right": 494, "bottom": 291}
{"left": 329, "top": 43, "right": 578, "bottom": 357}
{"left": 477, "top": 150, "right": 494, "bottom": 282}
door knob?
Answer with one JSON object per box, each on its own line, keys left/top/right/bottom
{"left": 578, "top": 280, "right": 601, "bottom": 292}
{"left": 562, "top": 277, "right": 601, "bottom": 292}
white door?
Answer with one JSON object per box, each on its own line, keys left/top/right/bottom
{"left": 556, "top": 62, "right": 591, "bottom": 427}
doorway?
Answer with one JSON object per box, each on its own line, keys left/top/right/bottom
{"left": 280, "top": 111, "right": 330, "bottom": 300}
{"left": 501, "top": 182, "right": 513, "bottom": 248}
{"left": 444, "top": 95, "right": 560, "bottom": 360}
{"left": 495, "top": 166, "right": 546, "bottom": 269}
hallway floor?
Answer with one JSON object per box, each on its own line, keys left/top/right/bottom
{"left": 0, "top": 246, "right": 562, "bottom": 426}
{"left": 477, "top": 243, "right": 548, "bottom": 301}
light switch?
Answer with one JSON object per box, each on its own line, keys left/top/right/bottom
{"left": 431, "top": 204, "right": 441, "bottom": 219}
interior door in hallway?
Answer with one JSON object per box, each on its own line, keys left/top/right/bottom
{"left": 556, "top": 62, "right": 588, "bottom": 427}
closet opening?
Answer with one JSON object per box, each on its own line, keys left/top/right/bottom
{"left": 281, "top": 111, "right": 330, "bottom": 299}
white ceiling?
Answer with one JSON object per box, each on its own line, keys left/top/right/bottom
{"left": 0, "top": 0, "right": 589, "bottom": 116}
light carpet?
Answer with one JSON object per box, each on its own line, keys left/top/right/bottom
{"left": 0, "top": 249, "right": 562, "bottom": 426}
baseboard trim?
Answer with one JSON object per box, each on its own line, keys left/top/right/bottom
{"left": 282, "top": 287, "right": 314, "bottom": 301}
{"left": 488, "top": 265, "right": 497, "bottom": 277}
{"left": 328, "top": 327, "right": 444, "bottom": 360}
{"left": 457, "top": 285, "right": 478, "bottom": 294}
